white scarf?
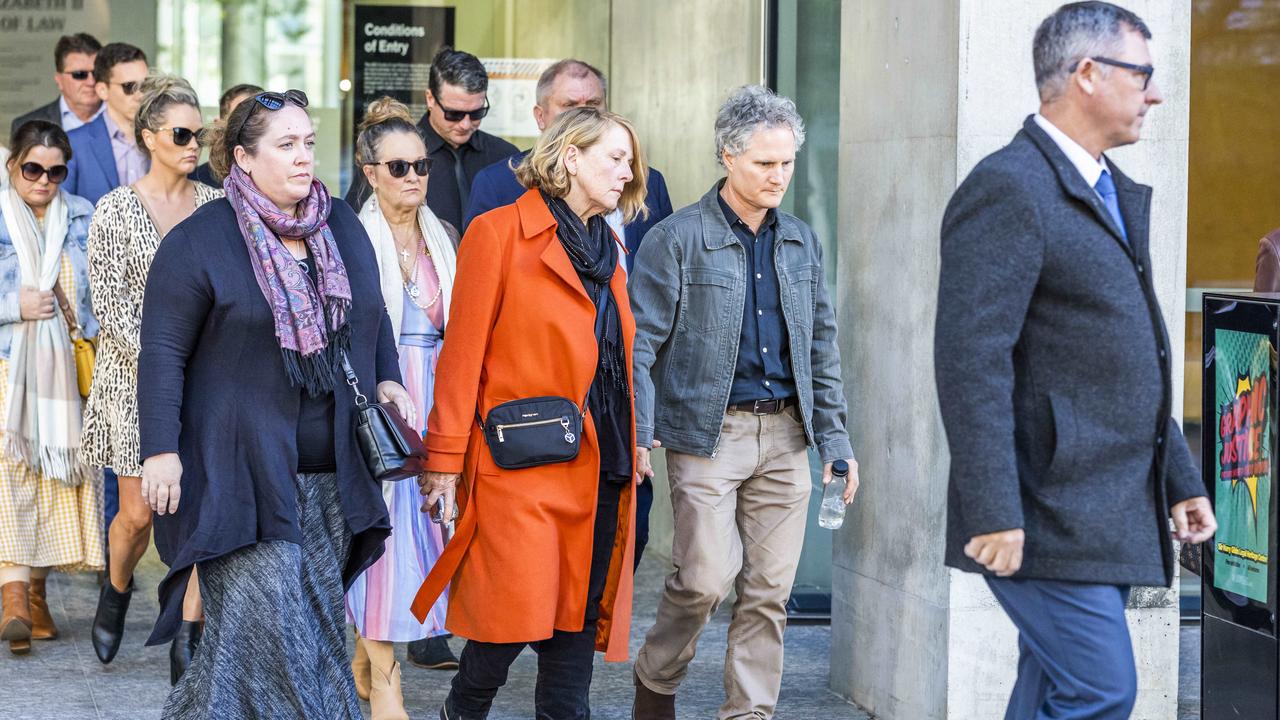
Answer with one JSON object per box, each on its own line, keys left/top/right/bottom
{"left": 358, "top": 196, "right": 456, "bottom": 339}
{"left": 1, "top": 187, "right": 86, "bottom": 486}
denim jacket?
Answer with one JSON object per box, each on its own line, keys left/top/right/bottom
{"left": 629, "top": 182, "right": 853, "bottom": 463}
{"left": 0, "top": 192, "right": 99, "bottom": 359}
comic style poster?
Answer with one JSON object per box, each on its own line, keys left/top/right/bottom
{"left": 1214, "top": 329, "right": 1273, "bottom": 603}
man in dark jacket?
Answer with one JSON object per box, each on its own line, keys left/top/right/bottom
{"left": 10, "top": 33, "right": 102, "bottom": 137}
{"left": 935, "top": 4, "right": 1216, "bottom": 718}
{"left": 344, "top": 47, "right": 516, "bottom": 229}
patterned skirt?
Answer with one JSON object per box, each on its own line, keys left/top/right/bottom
{"left": 161, "top": 473, "right": 360, "bottom": 720}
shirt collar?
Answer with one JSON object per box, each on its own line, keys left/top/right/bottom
{"left": 1033, "top": 113, "right": 1110, "bottom": 189}
{"left": 420, "top": 113, "right": 479, "bottom": 154}
{"left": 102, "top": 111, "right": 128, "bottom": 143}
{"left": 58, "top": 96, "right": 103, "bottom": 124}
{"left": 716, "top": 189, "right": 778, "bottom": 235}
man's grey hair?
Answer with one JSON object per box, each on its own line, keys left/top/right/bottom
{"left": 1033, "top": 2, "right": 1151, "bottom": 102}
{"left": 714, "top": 85, "right": 805, "bottom": 168}
{"left": 536, "top": 59, "right": 607, "bottom": 107}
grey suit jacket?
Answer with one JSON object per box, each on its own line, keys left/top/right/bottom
{"left": 934, "top": 115, "right": 1203, "bottom": 588}
{"left": 9, "top": 99, "right": 61, "bottom": 139}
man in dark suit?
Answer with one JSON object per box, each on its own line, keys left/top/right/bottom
{"left": 64, "top": 43, "right": 149, "bottom": 205}
{"left": 10, "top": 33, "right": 103, "bottom": 138}
{"left": 344, "top": 47, "right": 516, "bottom": 229}
{"left": 935, "top": 3, "right": 1216, "bottom": 718}
{"left": 464, "top": 59, "right": 675, "bottom": 270}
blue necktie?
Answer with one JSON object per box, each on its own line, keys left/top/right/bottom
{"left": 1094, "top": 169, "right": 1127, "bottom": 242}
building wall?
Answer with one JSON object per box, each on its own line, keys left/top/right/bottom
{"left": 830, "top": 1, "right": 1190, "bottom": 718}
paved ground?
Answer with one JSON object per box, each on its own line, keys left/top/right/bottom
{"left": 0, "top": 550, "right": 870, "bottom": 719}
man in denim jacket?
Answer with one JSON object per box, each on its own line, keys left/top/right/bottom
{"left": 629, "top": 85, "right": 858, "bottom": 720}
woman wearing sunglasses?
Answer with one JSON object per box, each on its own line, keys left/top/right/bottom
{"left": 345, "top": 96, "right": 459, "bottom": 720}
{"left": 82, "top": 74, "right": 220, "bottom": 683}
{"left": 138, "top": 88, "right": 409, "bottom": 720}
{"left": 0, "top": 120, "right": 102, "bottom": 656}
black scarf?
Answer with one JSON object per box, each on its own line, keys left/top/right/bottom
{"left": 543, "top": 192, "right": 632, "bottom": 482}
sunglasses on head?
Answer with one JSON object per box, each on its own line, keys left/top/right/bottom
{"left": 228, "top": 89, "right": 309, "bottom": 147}
{"left": 159, "top": 126, "right": 204, "bottom": 147}
{"left": 111, "top": 80, "right": 141, "bottom": 95}
{"left": 62, "top": 70, "right": 92, "bottom": 81}
{"left": 437, "top": 99, "right": 490, "bottom": 123}
{"left": 365, "top": 157, "right": 430, "bottom": 179}
{"left": 20, "top": 162, "right": 68, "bottom": 184}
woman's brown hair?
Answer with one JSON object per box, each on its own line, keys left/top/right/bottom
{"left": 6, "top": 120, "right": 72, "bottom": 173}
{"left": 201, "top": 92, "right": 275, "bottom": 184}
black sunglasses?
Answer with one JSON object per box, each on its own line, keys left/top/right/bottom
{"left": 111, "top": 80, "right": 141, "bottom": 95}
{"left": 229, "top": 89, "right": 310, "bottom": 147}
{"left": 1071, "top": 56, "right": 1155, "bottom": 91}
{"left": 160, "top": 126, "right": 204, "bottom": 147}
{"left": 436, "top": 99, "right": 489, "bottom": 123}
{"left": 63, "top": 70, "right": 92, "bottom": 81}
{"left": 20, "top": 162, "right": 68, "bottom": 184}
{"left": 365, "top": 157, "right": 430, "bottom": 179}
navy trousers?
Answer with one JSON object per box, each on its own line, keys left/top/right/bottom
{"left": 985, "top": 577, "right": 1136, "bottom": 720}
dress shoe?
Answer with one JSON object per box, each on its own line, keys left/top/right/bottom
{"left": 632, "top": 669, "right": 676, "bottom": 719}
{"left": 352, "top": 632, "right": 371, "bottom": 701}
{"left": 408, "top": 634, "right": 459, "bottom": 670}
{"left": 91, "top": 577, "right": 133, "bottom": 664}
{"left": 169, "top": 620, "right": 202, "bottom": 685}
{"left": 0, "top": 581, "right": 32, "bottom": 655}
{"left": 28, "top": 576, "right": 57, "bottom": 640}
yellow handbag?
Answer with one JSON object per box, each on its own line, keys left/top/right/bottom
{"left": 52, "top": 281, "right": 95, "bottom": 398}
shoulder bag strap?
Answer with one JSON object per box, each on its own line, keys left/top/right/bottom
{"left": 338, "top": 349, "right": 369, "bottom": 409}
{"left": 50, "top": 279, "right": 82, "bottom": 340}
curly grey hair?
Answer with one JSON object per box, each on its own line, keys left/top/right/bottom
{"left": 134, "top": 73, "right": 201, "bottom": 160}
{"left": 1033, "top": 2, "right": 1151, "bottom": 102}
{"left": 714, "top": 85, "right": 805, "bottom": 168}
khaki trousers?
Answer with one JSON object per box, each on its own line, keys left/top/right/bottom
{"left": 636, "top": 408, "right": 811, "bottom": 720}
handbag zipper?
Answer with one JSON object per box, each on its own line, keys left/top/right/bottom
{"left": 495, "top": 416, "right": 573, "bottom": 443}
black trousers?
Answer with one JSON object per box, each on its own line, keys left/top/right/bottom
{"left": 447, "top": 477, "right": 623, "bottom": 720}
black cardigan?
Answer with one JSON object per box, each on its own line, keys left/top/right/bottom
{"left": 138, "top": 197, "right": 399, "bottom": 645}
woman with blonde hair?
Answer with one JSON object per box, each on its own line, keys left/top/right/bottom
{"left": 0, "top": 120, "right": 101, "bottom": 655}
{"left": 345, "top": 96, "right": 459, "bottom": 720}
{"left": 413, "top": 106, "right": 647, "bottom": 719}
{"left": 82, "top": 73, "right": 220, "bottom": 682}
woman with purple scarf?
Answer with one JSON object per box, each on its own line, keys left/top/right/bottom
{"left": 135, "top": 89, "right": 413, "bottom": 720}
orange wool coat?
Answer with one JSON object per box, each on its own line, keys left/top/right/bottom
{"left": 410, "top": 189, "right": 636, "bottom": 661}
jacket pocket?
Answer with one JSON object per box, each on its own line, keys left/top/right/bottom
{"left": 680, "top": 267, "right": 735, "bottom": 332}
{"left": 1046, "top": 392, "right": 1078, "bottom": 482}
{"left": 784, "top": 264, "right": 819, "bottom": 329}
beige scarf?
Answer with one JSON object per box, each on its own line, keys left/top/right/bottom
{"left": 358, "top": 196, "right": 456, "bottom": 339}
{"left": 1, "top": 187, "right": 86, "bottom": 486}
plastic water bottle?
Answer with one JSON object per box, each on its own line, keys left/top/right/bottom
{"left": 818, "top": 459, "right": 850, "bottom": 530}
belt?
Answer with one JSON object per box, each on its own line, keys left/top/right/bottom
{"left": 727, "top": 397, "right": 797, "bottom": 415}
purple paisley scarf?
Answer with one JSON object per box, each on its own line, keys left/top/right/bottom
{"left": 223, "top": 165, "right": 351, "bottom": 395}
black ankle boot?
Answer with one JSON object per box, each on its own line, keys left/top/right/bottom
{"left": 91, "top": 578, "right": 133, "bottom": 664}
{"left": 169, "top": 620, "right": 202, "bottom": 685}
{"left": 409, "top": 634, "right": 459, "bottom": 670}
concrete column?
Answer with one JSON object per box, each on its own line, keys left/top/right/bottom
{"left": 829, "top": 2, "right": 1190, "bottom": 719}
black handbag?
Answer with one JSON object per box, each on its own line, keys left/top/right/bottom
{"left": 340, "top": 350, "right": 427, "bottom": 482}
{"left": 480, "top": 396, "right": 586, "bottom": 470}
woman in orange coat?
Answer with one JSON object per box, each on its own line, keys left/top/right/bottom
{"left": 412, "top": 107, "right": 647, "bottom": 719}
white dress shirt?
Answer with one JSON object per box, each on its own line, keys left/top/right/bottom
{"left": 59, "top": 96, "right": 103, "bottom": 132}
{"left": 1033, "top": 113, "right": 1110, "bottom": 194}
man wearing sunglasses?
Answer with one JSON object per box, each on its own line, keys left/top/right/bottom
{"left": 344, "top": 47, "right": 516, "bottom": 230}
{"left": 63, "top": 43, "right": 149, "bottom": 205}
{"left": 9, "top": 33, "right": 104, "bottom": 138}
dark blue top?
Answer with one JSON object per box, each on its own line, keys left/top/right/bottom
{"left": 718, "top": 193, "right": 795, "bottom": 404}
{"left": 463, "top": 150, "right": 676, "bottom": 272}
{"left": 138, "top": 197, "right": 398, "bottom": 645}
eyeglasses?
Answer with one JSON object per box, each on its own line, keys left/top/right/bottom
{"left": 61, "top": 70, "right": 92, "bottom": 81}
{"left": 364, "top": 157, "right": 430, "bottom": 179}
{"left": 436, "top": 99, "right": 489, "bottom": 123}
{"left": 228, "top": 89, "right": 309, "bottom": 147}
{"left": 1072, "top": 56, "right": 1155, "bottom": 91}
{"left": 159, "top": 126, "right": 204, "bottom": 147}
{"left": 20, "top": 162, "right": 68, "bottom": 184}
{"left": 111, "top": 81, "right": 141, "bottom": 95}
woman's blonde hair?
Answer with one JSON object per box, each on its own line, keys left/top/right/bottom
{"left": 134, "top": 74, "right": 201, "bottom": 160}
{"left": 515, "top": 107, "right": 649, "bottom": 224}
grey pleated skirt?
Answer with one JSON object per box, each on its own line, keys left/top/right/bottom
{"left": 161, "top": 472, "right": 361, "bottom": 720}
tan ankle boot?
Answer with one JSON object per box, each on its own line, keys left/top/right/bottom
{"left": 352, "top": 633, "right": 371, "bottom": 701}
{"left": 365, "top": 639, "right": 409, "bottom": 720}
{"left": 29, "top": 577, "right": 57, "bottom": 640}
{"left": 1, "top": 581, "right": 32, "bottom": 655}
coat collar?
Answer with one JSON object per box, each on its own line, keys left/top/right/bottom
{"left": 515, "top": 189, "right": 594, "bottom": 306}
{"left": 698, "top": 180, "right": 804, "bottom": 251}
{"left": 1020, "top": 115, "right": 1150, "bottom": 255}
{"left": 85, "top": 115, "right": 120, "bottom": 187}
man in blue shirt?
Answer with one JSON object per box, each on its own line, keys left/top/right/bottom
{"left": 463, "top": 59, "right": 674, "bottom": 273}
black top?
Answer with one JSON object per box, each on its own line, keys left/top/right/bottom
{"left": 190, "top": 162, "right": 219, "bottom": 190}
{"left": 295, "top": 251, "right": 336, "bottom": 472}
{"left": 343, "top": 112, "right": 518, "bottom": 229}
{"left": 718, "top": 194, "right": 795, "bottom": 404}
{"left": 138, "top": 197, "right": 399, "bottom": 645}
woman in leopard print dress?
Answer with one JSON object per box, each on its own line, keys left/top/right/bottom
{"left": 81, "top": 75, "right": 221, "bottom": 683}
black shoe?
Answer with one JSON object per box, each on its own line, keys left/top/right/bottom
{"left": 91, "top": 578, "right": 133, "bottom": 664}
{"left": 169, "top": 620, "right": 202, "bottom": 685}
{"left": 409, "top": 635, "right": 459, "bottom": 670}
